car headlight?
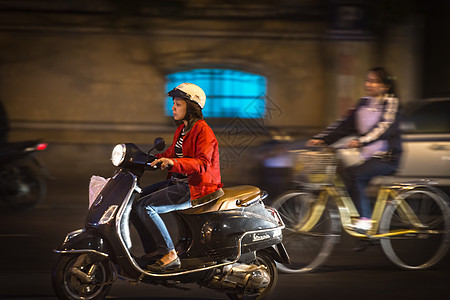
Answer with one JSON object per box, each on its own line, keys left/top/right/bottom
{"left": 111, "top": 144, "right": 126, "bottom": 166}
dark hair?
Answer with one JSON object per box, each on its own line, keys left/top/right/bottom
{"left": 173, "top": 99, "right": 204, "bottom": 128}
{"left": 369, "top": 67, "right": 396, "bottom": 96}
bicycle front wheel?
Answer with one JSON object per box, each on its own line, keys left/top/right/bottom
{"left": 380, "top": 186, "right": 450, "bottom": 270}
{"left": 272, "top": 191, "right": 341, "bottom": 273}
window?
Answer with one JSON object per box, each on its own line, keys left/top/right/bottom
{"left": 400, "top": 99, "right": 450, "bottom": 134}
{"left": 166, "top": 69, "right": 267, "bottom": 118}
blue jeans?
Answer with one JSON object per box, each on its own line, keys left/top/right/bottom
{"left": 131, "top": 179, "right": 191, "bottom": 254}
{"left": 341, "top": 158, "right": 397, "bottom": 219}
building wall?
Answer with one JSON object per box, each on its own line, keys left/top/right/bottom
{"left": 1, "top": 16, "right": 330, "bottom": 143}
{"left": 0, "top": 2, "right": 422, "bottom": 186}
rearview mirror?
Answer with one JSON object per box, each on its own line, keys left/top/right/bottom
{"left": 154, "top": 137, "right": 166, "bottom": 152}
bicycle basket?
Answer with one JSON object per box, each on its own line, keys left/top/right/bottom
{"left": 290, "top": 149, "right": 338, "bottom": 184}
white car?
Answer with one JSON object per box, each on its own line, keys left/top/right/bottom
{"left": 257, "top": 98, "right": 450, "bottom": 197}
{"left": 394, "top": 98, "right": 450, "bottom": 188}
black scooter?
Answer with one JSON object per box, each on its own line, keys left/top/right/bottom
{"left": 0, "top": 139, "right": 49, "bottom": 210}
{"left": 52, "top": 138, "right": 289, "bottom": 300}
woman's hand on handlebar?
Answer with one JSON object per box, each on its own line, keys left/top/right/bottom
{"left": 347, "top": 139, "right": 362, "bottom": 148}
{"left": 150, "top": 157, "right": 174, "bottom": 170}
{"left": 306, "top": 138, "right": 362, "bottom": 149}
{"left": 306, "top": 139, "right": 325, "bottom": 147}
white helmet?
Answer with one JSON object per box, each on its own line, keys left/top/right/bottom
{"left": 167, "top": 82, "right": 206, "bottom": 109}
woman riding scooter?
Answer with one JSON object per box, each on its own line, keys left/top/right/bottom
{"left": 131, "top": 83, "right": 223, "bottom": 272}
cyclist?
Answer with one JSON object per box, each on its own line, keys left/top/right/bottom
{"left": 307, "top": 67, "right": 402, "bottom": 232}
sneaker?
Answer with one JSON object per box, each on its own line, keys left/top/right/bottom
{"left": 348, "top": 218, "right": 372, "bottom": 232}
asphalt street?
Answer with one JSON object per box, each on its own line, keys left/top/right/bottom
{"left": 1, "top": 176, "right": 450, "bottom": 300}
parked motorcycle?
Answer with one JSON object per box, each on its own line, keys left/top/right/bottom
{"left": 52, "top": 138, "right": 288, "bottom": 300}
{"left": 0, "top": 139, "right": 49, "bottom": 210}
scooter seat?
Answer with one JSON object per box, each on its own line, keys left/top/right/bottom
{"left": 182, "top": 185, "right": 261, "bottom": 214}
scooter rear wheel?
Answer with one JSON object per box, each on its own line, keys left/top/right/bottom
{"left": 3, "top": 164, "right": 46, "bottom": 211}
{"left": 52, "top": 254, "right": 113, "bottom": 300}
{"left": 226, "top": 252, "right": 278, "bottom": 300}
{"left": 254, "top": 252, "right": 278, "bottom": 299}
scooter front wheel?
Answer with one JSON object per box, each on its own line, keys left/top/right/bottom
{"left": 52, "top": 254, "right": 114, "bottom": 300}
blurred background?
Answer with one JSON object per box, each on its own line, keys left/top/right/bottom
{"left": 1, "top": 1, "right": 450, "bottom": 299}
{"left": 0, "top": 0, "right": 449, "bottom": 200}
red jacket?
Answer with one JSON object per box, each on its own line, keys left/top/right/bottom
{"left": 157, "top": 120, "right": 222, "bottom": 200}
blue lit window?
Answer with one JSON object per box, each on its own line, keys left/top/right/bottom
{"left": 166, "top": 69, "right": 266, "bottom": 118}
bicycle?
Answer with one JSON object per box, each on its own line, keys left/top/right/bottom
{"left": 272, "top": 147, "right": 450, "bottom": 273}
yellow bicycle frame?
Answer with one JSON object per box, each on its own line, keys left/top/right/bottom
{"left": 293, "top": 183, "right": 427, "bottom": 239}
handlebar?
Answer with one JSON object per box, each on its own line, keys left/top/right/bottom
{"left": 307, "top": 136, "right": 363, "bottom": 149}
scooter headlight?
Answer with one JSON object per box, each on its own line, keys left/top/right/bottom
{"left": 111, "top": 144, "right": 126, "bottom": 166}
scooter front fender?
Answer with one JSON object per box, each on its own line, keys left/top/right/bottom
{"left": 54, "top": 228, "right": 112, "bottom": 259}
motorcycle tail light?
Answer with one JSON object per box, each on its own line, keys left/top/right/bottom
{"left": 37, "top": 143, "right": 48, "bottom": 151}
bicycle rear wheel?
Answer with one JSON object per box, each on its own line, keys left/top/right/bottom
{"left": 380, "top": 186, "right": 450, "bottom": 270}
{"left": 272, "top": 191, "right": 341, "bottom": 273}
